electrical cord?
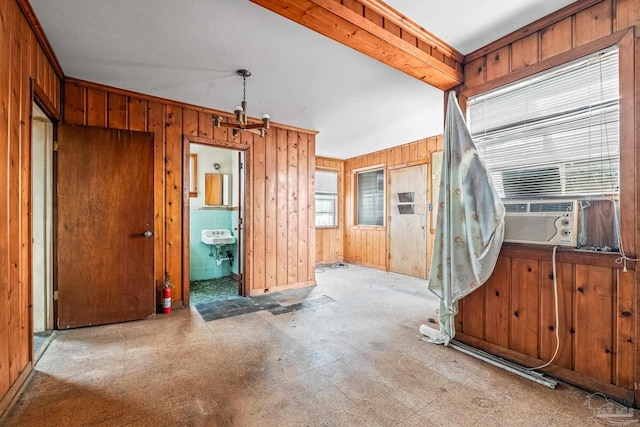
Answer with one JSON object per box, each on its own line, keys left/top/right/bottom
{"left": 529, "top": 246, "right": 560, "bottom": 371}
{"left": 315, "top": 262, "right": 349, "bottom": 273}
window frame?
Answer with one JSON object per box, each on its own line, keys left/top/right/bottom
{"left": 315, "top": 168, "right": 339, "bottom": 229}
{"left": 353, "top": 165, "right": 386, "bottom": 228}
{"left": 460, "top": 29, "right": 635, "bottom": 256}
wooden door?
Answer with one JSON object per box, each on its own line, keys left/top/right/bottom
{"left": 57, "top": 125, "right": 154, "bottom": 328}
{"left": 389, "top": 165, "right": 428, "bottom": 279}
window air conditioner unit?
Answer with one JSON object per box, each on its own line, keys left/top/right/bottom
{"left": 503, "top": 200, "right": 579, "bottom": 247}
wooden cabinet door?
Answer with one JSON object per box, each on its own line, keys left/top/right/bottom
{"left": 56, "top": 124, "right": 154, "bottom": 328}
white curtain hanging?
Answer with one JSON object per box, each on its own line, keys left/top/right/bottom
{"left": 420, "top": 92, "right": 505, "bottom": 345}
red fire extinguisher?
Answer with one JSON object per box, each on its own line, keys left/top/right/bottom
{"left": 162, "top": 281, "right": 174, "bottom": 314}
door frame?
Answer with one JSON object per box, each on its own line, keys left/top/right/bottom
{"left": 31, "top": 102, "right": 55, "bottom": 335}
{"left": 182, "top": 135, "right": 250, "bottom": 303}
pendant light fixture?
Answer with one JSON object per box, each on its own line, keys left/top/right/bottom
{"left": 213, "top": 69, "right": 270, "bottom": 138}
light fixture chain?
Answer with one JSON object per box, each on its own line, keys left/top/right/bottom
{"left": 243, "top": 75, "right": 246, "bottom": 103}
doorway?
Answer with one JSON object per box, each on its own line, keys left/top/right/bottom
{"left": 31, "top": 103, "right": 54, "bottom": 358}
{"left": 187, "top": 143, "right": 245, "bottom": 306}
{"left": 389, "top": 164, "right": 429, "bottom": 279}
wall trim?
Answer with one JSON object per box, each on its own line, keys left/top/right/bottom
{"left": 0, "top": 363, "right": 32, "bottom": 420}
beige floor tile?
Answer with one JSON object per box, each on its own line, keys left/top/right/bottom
{"left": 2, "top": 264, "right": 619, "bottom": 427}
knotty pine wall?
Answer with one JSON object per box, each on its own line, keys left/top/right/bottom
{"left": 343, "top": 135, "right": 442, "bottom": 270}
{"left": 0, "top": 0, "right": 62, "bottom": 411}
{"left": 456, "top": 0, "right": 640, "bottom": 405}
{"left": 62, "top": 78, "right": 317, "bottom": 300}
{"left": 315, "top": 157, "right": 344, "bottom": 264}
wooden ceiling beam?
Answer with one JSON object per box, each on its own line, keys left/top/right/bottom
{"left": 250, "top": 0, "right": 464, "bottom": 90}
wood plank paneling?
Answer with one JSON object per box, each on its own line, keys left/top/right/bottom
{"left": 128, "top": 97, "right": 146, "bottom": 132}
{"left": 616, "top": 269, "right": 635, "bottom": 389}
{"left": 1, "top": 0, "right": 62, "bottom": 410}
{"left": 253, "top": 131, "right": 266, "bottom": 290}
{"left": 86, "top": 88, "right": 106, "bottom": 127}
{"left": 287, "top": 131, "right": 299, "bottom": 284}
{"left": 264, "top": 129, "right": 277, "bottom": 287}
{"left": 164, "top": 105, "right": 183, "bottom": 303}
{"left": 298, "top": 134, "right": 309, "bottom": 282}
{"left": 575, "top": 265, "right": 614, "bottom": 383}
{"left": 147, "top": 101, "right": 166, "bottom": 301}
{"left": 509, "top": 258, "right": 540, "bottom": 358}
{"left": 574, "top": 0, "right": 613, "bottom": 47}
{"left": 276, "top": 128, "right": 289, "bottom": 285}
{"left": 540, "top": 17, "right": 573, "bottom": 60}
{"left": 107, "top": 93, "right": 127, "bottom": 129}
{"left": 539, "top": 261, "right": 574, "bottom": 369}
{"left": 484, "top": 257, "right": 510, "bottom": 348}
{"left": 486, "top": 46, "right": 510, "bottom": 81}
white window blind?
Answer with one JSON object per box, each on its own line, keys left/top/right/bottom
{"left": 468, "top": 47, "right": 619, "bottom": 199}
{"left": 357, "top": 169, "right": 384, "bottom": 226}
{"left": 315, "top": 171, "right": 338, "bottom": 227}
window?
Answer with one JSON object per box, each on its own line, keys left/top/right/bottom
{"left": 468, "top": 47, "right": 619, "bottom": 199}
{"left": 356, "top": 168, "right": 384, "bottom": 226}
{"left": 315, "top": 170, "right": 338, "bottom": 228}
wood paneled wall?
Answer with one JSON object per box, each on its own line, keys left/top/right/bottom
{"left": 457, "top": 0, "right": 640, "bottom": 405}
{"left": 343, "top": 135, "right": 442, "bottom": 270}
{"left": 0, "top": 0, "right": 62, "bottom": 412}
{"left": 457, "top": 248, "right": 636, "bottom": 403}
{"left": 315, "top": 157, "right": 344, "bottom": 264}
{"left": 248, "top": 127, "right": 316, "bottom": 295}
{"left": 62, "top": 79, "right": 317, "bottom": 300}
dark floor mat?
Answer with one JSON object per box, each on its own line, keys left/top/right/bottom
{"left": 195, "top": 294, "right": 335, "bottom": 322}
{"left": 190, "top": 276, "right": 239, "bottom": 305}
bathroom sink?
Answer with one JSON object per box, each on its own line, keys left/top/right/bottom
{"left": 201, "top": 229, "right": 236, "bottom": 246}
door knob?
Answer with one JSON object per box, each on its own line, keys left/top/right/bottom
{"left": 142, "top": 231, "right": 153, "bottom": 238}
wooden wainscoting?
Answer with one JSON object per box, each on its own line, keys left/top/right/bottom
{"left": 456, "top": 245, "right": 636, "bottom": 404}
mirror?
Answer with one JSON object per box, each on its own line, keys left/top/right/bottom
{"left": 189, "top": 154, "right": 197, "bottom": 197}
{"left": 205, "top": 173, "right": 231, "bottom": 206}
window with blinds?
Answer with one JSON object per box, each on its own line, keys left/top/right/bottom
{"left": 357, "top": 169, "right": 384, "bottom": 226}
{"left": 315, "top": 170, "right": 338, "bottom": 227}
{"left": 468, "top": 47, "right": 619, "bottom": 200}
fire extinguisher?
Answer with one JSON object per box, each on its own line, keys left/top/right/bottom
{"left": 162, "top": 281, "right": 174, "bottom": 314}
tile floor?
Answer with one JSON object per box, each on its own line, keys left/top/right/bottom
{"left": 3, "top": 264, "right": 637, "bottom": 426}
{"left": 190, "top": 276, "right": 239, "bottom": 305}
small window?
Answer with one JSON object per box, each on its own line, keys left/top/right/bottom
{"left": 315, "top": 170, "right": 338, "bottom": 228}
{"left": 356, "top": 168, "right": 384, "bottom": 226}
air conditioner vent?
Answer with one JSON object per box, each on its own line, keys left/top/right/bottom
{"left": 529, "top": 202, "right": 575, "bottom": 213}
{"left": 502, "top": 200, "right": 579, "bottom": 247}
{"left": 504, "top": 203, "right": 528, "bottom": 213}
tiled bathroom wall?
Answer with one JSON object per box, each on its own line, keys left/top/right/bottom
{"left": 190, "top": 208, "right": 239, "bottom": 280}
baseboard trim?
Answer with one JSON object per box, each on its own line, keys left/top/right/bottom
{"left": 0, "top": 362, "right": 33, "bottom": 421}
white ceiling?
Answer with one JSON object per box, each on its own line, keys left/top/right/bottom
{"left": 30, "top": 0, "right": 575, "bottom": 159}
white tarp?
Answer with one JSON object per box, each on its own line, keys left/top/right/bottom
{"left": 421, "top": 92, "right": 505, "bottom": 345}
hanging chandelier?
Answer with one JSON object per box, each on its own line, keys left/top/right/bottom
{"left": 213, "top": 69, "right": 270, "bottom": 138}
